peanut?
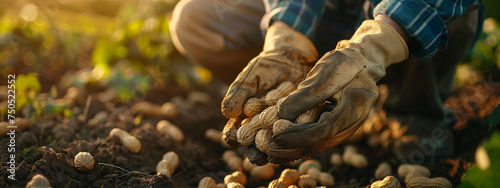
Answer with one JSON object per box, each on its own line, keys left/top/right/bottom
{"left": 131, "top": 101, "right": 164, "bottom": 117}
{"left": 0, "top": 118, "right": 30, "bottom": 137}
{"left": 216, "top": 183, "right": 227, "bottom": 188}
{"left": 226, "top": 182, "right": 244, "bottom": 188}
{"left": 250, "top": 163, "right": 275, "bottom": 180}
{"left": 370, "top": 176, "right": 400, "bottom": 188}
{"left": 374, "top": 163, "right": 392, "bottom": 180}
{"left": 109, "top": 128, "right": 141, "bottom": 153}
{"left": 156, "top": 160, "right": 171, "bottom": 177}
{"left": 236, "top": 115, "right": 261, "bottom": 146}
{"left": 224, "top": 171, "right": 247, "bottom": 185}
{"left": 279, "top": 168, "right": 300, "bottom": 187}
{"left": 205, "top": 128, "right": 223, "bottom": 143}
{"left": 397, "top": 164, "right": 430, "bottom": 178}
{"left": 298, "top": 159, "right": 321, "bottom": 174}
{"left": 199, "top": 176, "right": 217, "bottom": 188}
{"left": 255, "top": 129, "right": 273, "bottom": 153}
{"left": 297, "top": 175, "right": 316, "bottom": 188}
{"left": 88, "top": 111, "right": 107, "bottom": 128}
{"left": 288, "top": 185, "right": 299, "bottom": 188}
{"left": 157, "top": 120, "right": 184, "bottom": 143}
{"left": 342, "top": 145, "right": 368, "bottom": 168}
{"left": 74, "top": 152, "right": 94, "bottom": 171}
{"left": 187, "top": 91, "right": 211, "bottom": 105}
{"left": 162, "top": 151, "right": 179, "bottom": 175}
{"left": 329, "top": 153, "right": 342, "bottom": 166}
{"left": 26, "top": 174, "right": 51, "bottom": 188}
{"left": 259, "top": 105, "right": 280, "bottom": 129}
{"left": 306, "top": 168, "right": 321, "bottom": 181}
{"left": 406, "top": 177, "right": 452, "bottom": 188}
{"left": 243, "top": 98, "right": 268, "bottom": 117}
{"left": 295, "top": 105, "right": 322, "bottom": 124}
{"left": 273, "top": 119, "right": 294, "bottom": 134}
{"left": 318, "top": 172, "right": 334, "bottom": 187}
{"left": 269, "top": 179, "right": 286, "bottom": 188}
{"left": 265, "top": 81, "right": 295, "bottom": 105}
{"left": 242, "top": 157, "right": 257, "bottom": 172}
{"left": 161, "top": 102, "right": 179, "bottom": 120}
{"left": 404, "top": 173, "right": 422, "bottom": 184}
{"left": 222, "top": 150, "right": 243, "bottom": 172}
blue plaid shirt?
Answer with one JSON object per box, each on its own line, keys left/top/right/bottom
{"left": 261, "top": 0, "right": 483, "bottom": 62}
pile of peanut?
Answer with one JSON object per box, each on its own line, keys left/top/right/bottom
{"left": 235, "top": 81, "right": 323, "bottom": 153}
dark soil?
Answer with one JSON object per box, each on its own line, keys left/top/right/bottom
{"left": 1, "top": 80, "right": 499, "bottom": 188}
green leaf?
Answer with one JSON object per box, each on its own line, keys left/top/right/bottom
{"left": 489, "top": 104, "right": 500, "bottom": 132}
{"left": 462, "top": 132, "right": 500, "bottom": 187}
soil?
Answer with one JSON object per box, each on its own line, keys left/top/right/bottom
{"left": 1, "top": 79, "right": 499, "bottom": 188}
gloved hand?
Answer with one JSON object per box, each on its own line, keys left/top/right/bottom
{"left": 266, "top": 20, "right": 409, "bottom": 164}
{"left": 221, "top": 24, "right": 318, "bottom": 149}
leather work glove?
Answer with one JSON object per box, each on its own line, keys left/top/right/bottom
{"left": 266, "top": 20, "right": 409, "bottom": 164}
{"left": 221, "top": 24, "right": 318, "bottom": 150}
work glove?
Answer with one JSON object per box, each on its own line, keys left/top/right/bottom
{"left": 266, "top": 20, "right": 409, "bottom": 164}
{"left": 221, "top": 24, "right": 318, "bottom": 150}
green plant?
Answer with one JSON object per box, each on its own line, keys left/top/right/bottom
{"left": 461, "top": 131, "right": 500, "bottom": 187}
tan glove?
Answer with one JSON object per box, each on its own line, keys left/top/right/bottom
{"left": 221, "top": 24, "right": 318, "bottom": 148}
{"left": 267, "top": 20, "right": 409, "bottom": 163}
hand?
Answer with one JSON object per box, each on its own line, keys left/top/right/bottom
{"left": 266, "top": 20, "right": 409, "bottom": 163}
{"left": 221, "top": 23, "right": 318, "bottom": 151}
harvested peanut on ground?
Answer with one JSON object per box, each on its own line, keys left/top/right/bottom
{"left": 26, "top": 174, "right": 51, "bottom": 188}
{"left": 318, "top": 172, "right": 334, "bottom": 186}
{"left": 226, "top": 182, "right": 245, "bottom": 188}
{"left": 298, "top": 159, "right": 321, "bottom": 174}
{"left": 342, "top": 145, "right": 368, "bottom": 168}
{"left": 268, "top": 179, "right": 286, "bottom": 188}
{"left": 397, "top": 164, "right": 431, "bottom": 178}
{"left": 250, "top": 163, "right": 275, "bottom": 180}
{"left": 0, "top": 118, "right": 30, "bottom": 137}
{"left": 224, "top": 171, "right": 247, "bottom": 186}
{"left": 187, "top": 91, "right": 212, "bottom": 105}
{"left": 162, "top": 151, "right": 180, "bottom": 175}
{"left": 205, "top": 128, "right": 223, "bottom": 143}
{"left": 370, "top": 176, "right": 400, "bottom": 188}
{"left": 406, "top": 177, "right": 452, "bottom": 188}
{"left": 157, "top": 120, "right": 184, "bottom": 143}
{"left": 156, "top": 160, "right": 172, "bottom": 177}
{"left": 306, "top": 168, "right": 321, "bottom": 181}
{"left": 109, "top": 128, "right": 141, "bottom": 153}
{"left": 216, "top": 183, "right": 227, "bottom": 188}
{"left": 74, "top": 152, "right": 94, "bottom": 171}
{"left": 131, "top": 101, "right": 164, "bottom": 117}
{"left": 298, "top": 174, "right": 317, "bottom": 188}
{"left": 161, "top": 102, "right": 179, "bottom": 120}
{"left": 279, "top": 168, "right": 300, "bottom": 187}
{"left": 330, "top": 153, "right": 342, "bottom": 166}
{"left": 198, "top": 176, "right": 217, "bottom": 188}
{"left": 88, "top": 111, "right": 107, "bottom": 128}
{"left": 222, "top": 150, "right": 243, "bottom": 172}
{"left": 375, "top": 163, "right": 392, "bottom": 180}
{"left": 242, "top": 157, "right": 257, "bottom": 172}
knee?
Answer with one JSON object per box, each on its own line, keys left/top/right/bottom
{"left": 170, "top": 0, "right": 222, "bottom": 54}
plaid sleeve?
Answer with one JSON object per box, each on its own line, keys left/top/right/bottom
{"left": 373, "top": 0, "right": 482, "bottom": 62}
{"left": 261, "top": 0, "right": 327, "bottom": 40}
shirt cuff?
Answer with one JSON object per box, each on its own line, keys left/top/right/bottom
{"left": 260, "top": 1, "right": 326, "bottom": 41}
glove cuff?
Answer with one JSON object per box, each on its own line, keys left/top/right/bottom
{"left": 264, "top": 24, "right": 318, "bottom": 64}
{"left": 336, "top": 20, "right": 409, "bottom": 68}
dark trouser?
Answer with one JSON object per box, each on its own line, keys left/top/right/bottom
{"left": 170, "top": 0, "right": 480, "bottom": 119}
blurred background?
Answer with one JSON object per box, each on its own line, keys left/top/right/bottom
{"left": 0, "top": 0, "right": 499, "bottom": 112}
